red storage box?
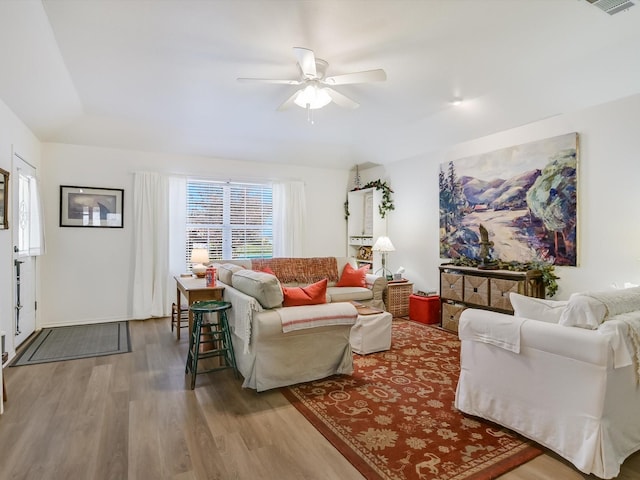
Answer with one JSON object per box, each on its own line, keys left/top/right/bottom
{"left": 409, "top": 294, "right": 440, "bottom": 325}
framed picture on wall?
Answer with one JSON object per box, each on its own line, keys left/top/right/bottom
{"left": 439, "top": 132, "right": 578, "bottom": 266}
{"left": 60, "top": 185, "right": 124, "bottom": 228}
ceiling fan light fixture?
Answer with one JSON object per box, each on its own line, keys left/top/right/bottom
{"left": 239, "top": 47, "right": 386, "bottom": 111}
{"left": 294, "top": 84, "right": 332, "bottom": 109}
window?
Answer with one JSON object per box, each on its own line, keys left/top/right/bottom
{"left": 186, "top": 180, "right": 273, "bottom": 263}
{"left": 16, "top": 172, "right": 31, "bottom": 256}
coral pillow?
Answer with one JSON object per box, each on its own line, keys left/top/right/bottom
{"left": 283, "top": 278, "right": 328, "bottom": 307}
{"left": 336, "top": 263, "right": 370, "bottom": 287}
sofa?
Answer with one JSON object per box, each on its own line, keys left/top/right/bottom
{"left": 454, "top": 287, "right": 640, "bottom": 479}
{"left": 212, "top": 257, "right": 387, "bottom": 392}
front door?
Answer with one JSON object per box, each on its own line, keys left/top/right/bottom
{"left": 12, "top": 153, "right": 38, "bottom": 347}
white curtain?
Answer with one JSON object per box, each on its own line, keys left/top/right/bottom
{"left": 28, "top": 176, "right": 45, "bottom": 256}
{"left": 272, "top": 181, "right": 306, "bottom": 257}
{"left": 168, "top": 176, "right": 187, "bottom": 284}
{"left": 132, "top": 172, "right": 170, "bottom": 319}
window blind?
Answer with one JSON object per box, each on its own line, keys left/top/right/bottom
{"left": 186, "top": 180, "right": 273, "bottom": 263}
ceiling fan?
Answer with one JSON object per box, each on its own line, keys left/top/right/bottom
{"left": 237, "top": 47, "right": 387, "bottom": 112}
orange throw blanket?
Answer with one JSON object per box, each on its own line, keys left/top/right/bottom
{"left": 252, "top": 257, "right": 339, "bottom": 284}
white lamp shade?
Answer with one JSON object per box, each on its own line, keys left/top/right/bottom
{"left": 190, "top": 247, "right": 210, "bottom": 265}
{"left": 372, "top": 236, "right": 395, "bottom": 252}
{"left": 294, "top": 85, "right": 332, "bottom": 109}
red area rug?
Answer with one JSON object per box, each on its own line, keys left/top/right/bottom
{"left": 282, "top": 320, "right": 542, "bottom": 480}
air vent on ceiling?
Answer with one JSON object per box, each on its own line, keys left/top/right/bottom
{"left": 585, "top": 0, "right": 635, "bottom": 15}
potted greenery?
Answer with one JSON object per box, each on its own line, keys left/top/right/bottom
{"left": 346, "top": 179, "right": 395, "bottom": 219}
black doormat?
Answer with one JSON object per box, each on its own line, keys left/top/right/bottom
{"left": 10, "top": 321, "right": 131, "bottom": 366}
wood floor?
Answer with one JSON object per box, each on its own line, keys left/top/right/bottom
{"left": 1, "top": 318, "right": 639, "bottom": 480}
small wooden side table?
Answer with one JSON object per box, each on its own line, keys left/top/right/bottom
{"left": 174, "top": 276, "right": 225, "bottom": 340}
{"left": 384, "top": 281, "right": 414, "bottom": 317}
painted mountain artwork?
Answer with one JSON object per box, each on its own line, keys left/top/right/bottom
{"left": 440, "top": 132, "right": 578, "bottom": 266}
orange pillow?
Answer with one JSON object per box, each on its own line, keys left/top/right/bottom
{"left": 336, "top": 263, "right": 370, "bottom": 287}
{"left": 282, "top": 278, "right": 328, "bottom": 307}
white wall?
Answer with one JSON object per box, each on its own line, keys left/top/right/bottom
{"left": 0, "top": 98, "right": 41, "bottom": 359}
{"left": 360, "top": 93, "right": 640, "bottom": 299}
{"left": 39, "top": 143, "right": 349, "bottom": 327}
{"left": 9, "top": 91, "right": 640, "bottom": 335}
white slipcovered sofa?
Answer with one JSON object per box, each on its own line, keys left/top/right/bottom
{"left": 213, "top": 257, "right": 387, "bottom": 392}
{"left": 455, "top": 287, "right": 640, "bottom": 479}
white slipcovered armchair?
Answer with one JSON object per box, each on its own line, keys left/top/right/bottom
{"left": 455, "top": 288, "right": 640, "bottom": 479}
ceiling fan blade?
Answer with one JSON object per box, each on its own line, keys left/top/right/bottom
{"left": 277, "top": 91, "right": 299, "bottom": 111}
{"left": 237, "top": 77, "right": 301, "bottom": 85}
{"left": 293, "top": 47, "right": 317, "bottom": 78}
{"left": 325, "top": 88, "right": 359, "bottom": 109}
{"left": 324, "top": 69, "right": 387, "bottom": 85}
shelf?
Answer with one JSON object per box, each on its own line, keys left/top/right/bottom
{"left": 349, "top": 236, "right": 374, "bottom": 247}
{"left": 347, "top": 188, "right": 386, "bottom": 273}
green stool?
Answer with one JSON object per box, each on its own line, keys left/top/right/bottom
{"left": 185, "top": 300, "right": 238, "bottom": 389}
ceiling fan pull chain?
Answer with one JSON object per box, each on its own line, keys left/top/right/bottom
{"left": 307, "top": 104, "right": 314, "bottom": 124}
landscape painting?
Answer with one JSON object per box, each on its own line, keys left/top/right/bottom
{"left": 439, "top": 132, "right": 578, "bottom": 266}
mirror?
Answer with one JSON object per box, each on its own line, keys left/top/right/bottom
{"left": 0, "top": 167, "right": 8, "bottom": 229}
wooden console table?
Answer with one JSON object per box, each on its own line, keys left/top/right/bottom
{"left": 439, "top": 264, "right": 544, "bottom": 333}
{"left": 174, "top": 276, "right": 225, "bottom": 340}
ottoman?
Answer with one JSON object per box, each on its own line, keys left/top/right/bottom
{"left": 409, "top": 294, "right": 440, "bottom": 324}
{"left": 350, "top": 311, "right": 393, "bottom": 355}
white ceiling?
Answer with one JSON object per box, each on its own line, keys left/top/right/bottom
{"left": 0, "top": 0, "right": 639, "bottom": 169}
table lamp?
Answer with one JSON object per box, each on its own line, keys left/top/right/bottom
{"left": 372, "top": 236, "right": 395, "bottom": 279}
{"left": 190, "top": 247, "right": 210, "bottom": 277}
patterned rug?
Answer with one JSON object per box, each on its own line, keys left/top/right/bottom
{"left": 282, "top": 320, "right": 542, "bottom": 480}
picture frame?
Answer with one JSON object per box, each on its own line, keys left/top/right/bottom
{"left": 439, "top": 132, "right": 578, "bottom": 266}
{"left": 60, "top": 185, "right": 124, "bottom": 228}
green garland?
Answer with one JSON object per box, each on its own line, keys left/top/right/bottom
{"left": 449, "top": 256, "right": 559, "bottom": 297}
{"left": 361, "top": 179, "right": 395, "bottom": 218}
